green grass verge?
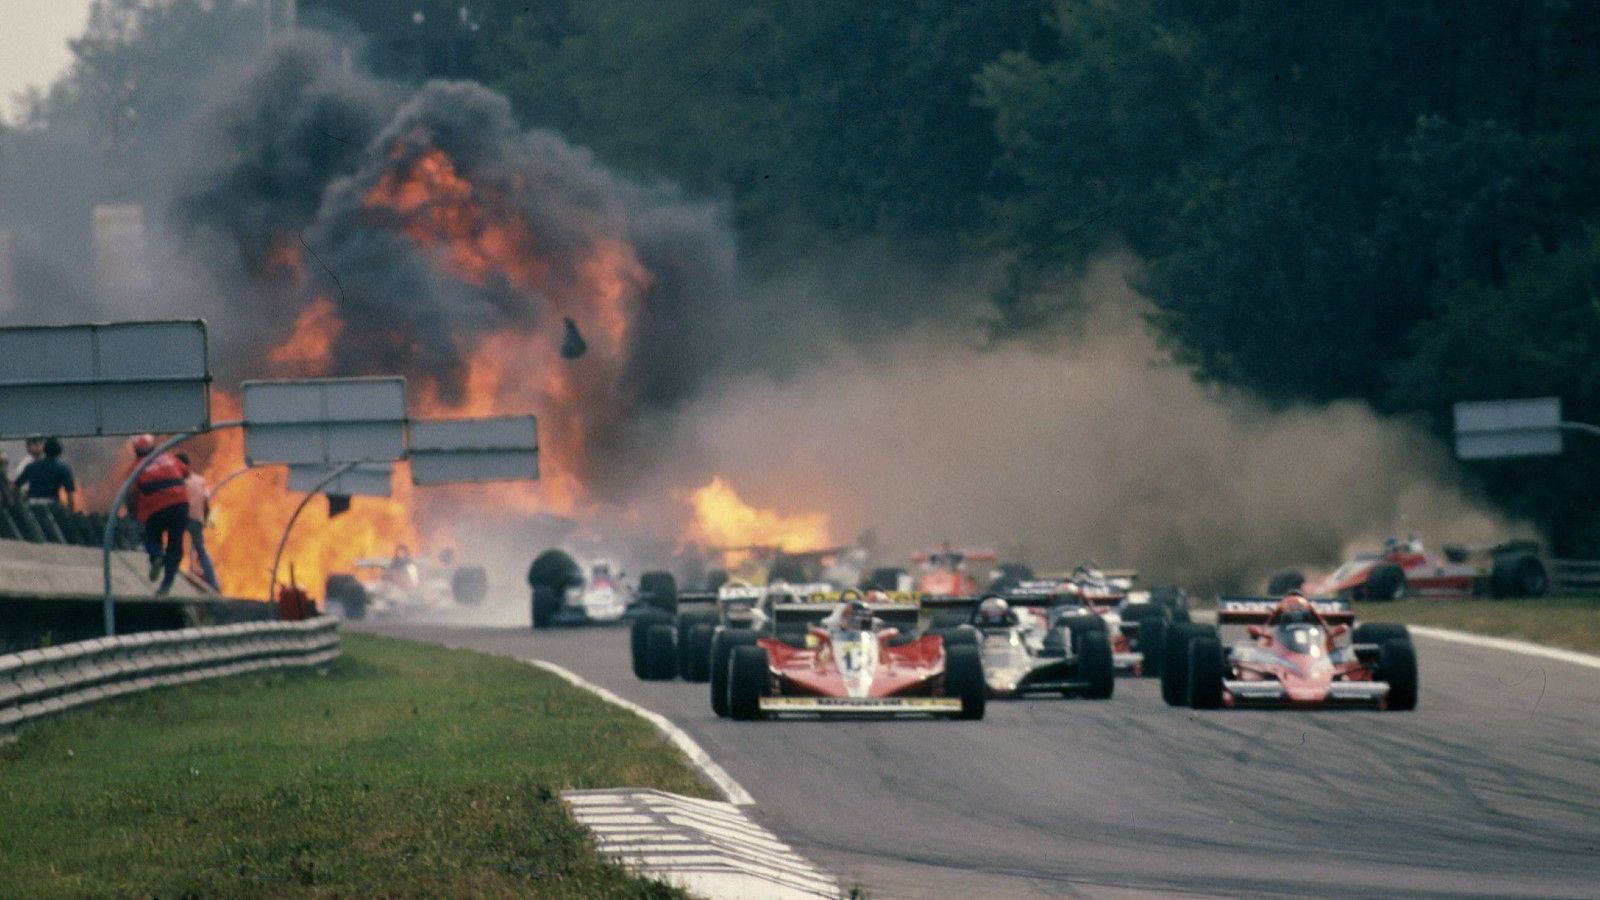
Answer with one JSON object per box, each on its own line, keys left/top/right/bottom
{"left": 1355, "top": 596, "right": 1600, "bottom": 656}
{"left": 0, "top": 632, "right": 714, "bottom": 898}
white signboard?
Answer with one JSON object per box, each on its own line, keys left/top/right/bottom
{"left": 242, "top": 377, "right": 406, "bottom": 466}
{"left": 287, "top": 462, "right": 393, "bottom": 498}
{"left": 409, "top": 415, "right": 539, "bottom": 485}
{"left": 0, "top": 320, "right": 210, "bottom": 438}
{"left": 1454, "top": 397, "right": 1563, "bottom": 459}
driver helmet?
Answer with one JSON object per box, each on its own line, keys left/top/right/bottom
{"left": 863, "top": 588, "right": 889, "bottom": 604}
{"left": 840, "top": 599, "right": 873, "bottom": 631}
{"left": 1275, "top": 593, "right": 1318, "bottom": 626}
{"left": 975, "top": 595, "right": 1012, "bottom": 627}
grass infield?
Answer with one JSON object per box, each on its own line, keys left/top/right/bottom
{"left": 1354, "top": 596, "right": 1600, "bottom": 656}
{"left": 0, "top": 632, "right": 711, "bottom": 898}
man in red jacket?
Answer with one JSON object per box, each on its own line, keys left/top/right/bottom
{"left": 128, "top": 434, "right": 191, "bottom": 595}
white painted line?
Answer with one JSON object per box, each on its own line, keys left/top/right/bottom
{"left": 1410, "top": 626, "right": 1600, "bottom": 671}
{"left": 526, "top": 660, "right": 756, "bottom": 805}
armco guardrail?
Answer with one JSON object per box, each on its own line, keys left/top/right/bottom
{"left": 0, "top": 617, "right": 339, "bottom": 741}
{"left": 1551, "top": 559, "right": 1600, "bottom": 596}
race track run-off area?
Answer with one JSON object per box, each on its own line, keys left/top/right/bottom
{"left": 363, "top": 616, "right": 1600, "bottom": 899}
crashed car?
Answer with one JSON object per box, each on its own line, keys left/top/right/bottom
{"left": 324, "top": 546, "right": 488, "bottom": 619}
{"left": 1056, "top": 564, "right": 1189, "bottom": 676}
{"left": 1272, "top": 536, "right": 1548, "bottom": 601}
{"left": 706, "top": 593, "right": 984, "bottom": 720}
{"left": 527, "top": 548, "right": 676, "bottom": 629}
{"left": 1161, "top": 593, "right": 1418, "bottom": 710}
{"left": 925, "top": 586, "right": 1114, "bottom": 699}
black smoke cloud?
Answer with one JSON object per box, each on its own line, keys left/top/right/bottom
{"left": 167, "top": 37, "right": 744, "bottom": 492}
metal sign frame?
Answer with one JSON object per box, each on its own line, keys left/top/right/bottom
{"left": 288, "top": 462, "right": 394, "bottom": 498}
{"left": 408, "top": 415, "right": 539, "bottom": 485}
{"left": 0, "top": 319, "right": 210, "bottom": 438}
{"left": 242, "top": 377, "right": 407, "bottom": 466}
{"left": 1454, "top": 397, "right": 1563, "bottom": 460}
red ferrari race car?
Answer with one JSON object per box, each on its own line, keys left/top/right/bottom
{"left": 1162, "top": 593, "right": 1418, "bottom": 711}
{"left": 1270, "top": 536, "right": 1547, "bottom": 601}
{"left": 709, "top": 594, "right": 986, "bottom": 720}
{"left": 871, "top": 545, "right": 998, "bottom": 597}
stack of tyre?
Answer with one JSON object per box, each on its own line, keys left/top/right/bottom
{"left": 1160, "top": 621, "right": 1419, "bottom": 710}
{"left": 630, "top": 577, "right": 717, "bottom": 682}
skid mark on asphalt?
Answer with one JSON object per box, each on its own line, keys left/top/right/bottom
{"left": 564, "top": 789, "right": 838, "bottom": 899}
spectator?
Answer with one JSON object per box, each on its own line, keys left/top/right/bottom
{"left": 15, "top": 436, "right": 76, "bottom": 510}
{"left": 0, "top": 451, "right": 15, "bottom": 506}
{"left": 10, "top": 435, "right": 42, "bottom": 480}
{"left": 127, "top": 434, "right": 189, "bottom": 596}
{"left": 175, "top": 452, "right": 219, "bottom": 590}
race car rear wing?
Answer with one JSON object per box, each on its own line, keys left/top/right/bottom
{"left": 771, "top": 602, "right": 920, "bottom": 632}
{"left": 1217, "top": 596, "right": 1355, "bottom": 625}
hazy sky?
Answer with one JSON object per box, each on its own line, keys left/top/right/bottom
{"left": 0, "top": 0, "right": 95, "bottom": 122}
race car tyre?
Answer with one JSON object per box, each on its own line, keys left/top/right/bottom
{"left": 932, "top": 627, "right": 978, "bottom": 648}
{"left": 1187, "top": 637, "right": 1225, "bottom": 709}
{"left": 728, "top": 645, "right": 771, "bottom": 721}
{"left": 1353, "top": 622, "right": 1411, "bottom": 645}
{"left": 1379, "top": 638, "right": 1419, "bottom": 711}
{"left": 631, "top": 610, "right": 673, "bottom": 679}
{"left": 711, "top": 629, "right": 759, "bottom": 718}
{"left": 1063, "top": 613, "right": 1108, "bottom": 653}
{"left": 528, "top": 549, "right": 582, "bottom": 590}
{"left": 1267, "top": 570, "right": 1305, "bottom": 595}
{"left": 639, "top": 571, "right": 679, "bottom": 615}
{"left": 676, "top": 610, "right": 717, "bottom": 677}
{"left": 644, "top": 623, "right": 678, "bottom": 681}
{"left": 1077, "top": 630, "right": 1115, "bottom": 700}
{"left": 451, "top": 566, "right": 488, "bottom": 605}
{"left": 1137, "top": 614, "right": 1167, "bottom": 678}
{"left": 684, "top": 623, "right": 715, "bottom": 682}
{"left": 1491, "top": 553, "right": 1548, "bottom": 599}
{"left": 1161, "top": 623, "right": 1215, "bottom": 706}
{"left": 928, "top": 609, "right": 970, "bottom": 630}
{"left": 1363, "top": 564, "right": 1407, "bottom": 602}
{"left": 531, "top": 585, "right": 561, "bottom": 630}
{"left": 944, "top": 644, "right": 987, "bottom": 720}
{"left": 325, "top": 574, "right": 368, "bottom": 621}
{"left": 864, "top": 566, "right": 907, "bottom": 591}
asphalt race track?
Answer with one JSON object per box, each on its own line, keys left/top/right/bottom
{"left": 362, "top": 608, "right": 1600, "bottom": 899}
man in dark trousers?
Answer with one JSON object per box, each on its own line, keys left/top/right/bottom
{"left": 15, "top": 436, "right": 77, "bottom": 509}
{"left": 128, "top": 434, "right": 190, "bottom": 595}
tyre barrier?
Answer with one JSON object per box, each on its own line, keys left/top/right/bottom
{"left": 0, "top": 617, "right": 341, "bottom": 743}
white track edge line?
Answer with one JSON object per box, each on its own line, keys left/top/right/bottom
{"left": 525, "top": 659, "right": 756, "bottom": 805}
{"left": 1409, "top": 626, "right": 1600, "bottom": 671}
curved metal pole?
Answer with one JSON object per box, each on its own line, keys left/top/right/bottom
{"left": 210, "top": 462, "right": 278, "bottom": 498}
{"left": 267, "top": 462, "right": 357, "bottom": 616}
{"left": 100, "top": 419, "right": 243, "bottom": 636}
{"left": 1560, "top": 421, "right": 1600, "bottom": 439}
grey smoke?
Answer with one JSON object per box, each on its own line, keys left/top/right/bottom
{"left": 645, "top": 254, "right": 1523, "bottom": 593}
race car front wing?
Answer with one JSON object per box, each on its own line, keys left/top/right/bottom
{"left": 758, "top": 696, "right": 963, "bottom": 716}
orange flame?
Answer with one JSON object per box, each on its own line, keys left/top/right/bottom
{"left": 683, "top": 477, "right": 832, "bottom": 555}
{"left": 265, "top": 296, "right": 343, "bottom": 376}
{"left": 195, "top": 142, "right": 657, "bottom": 599}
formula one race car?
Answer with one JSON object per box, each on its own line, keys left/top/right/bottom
{"left": 527, "top": 548, "right": 676, "bottom": 629}
{"left": 925, "top": 585, "right": 1114, "bottom": 699}
{"left": 1056, "top": 564, "right": 1190, "bottom": 676}
{"left": 899, "top": 545, "right": 1000, "bottom": 596}
{"left": 1161, "top": 593, "right": 1418, "bottom": 710}
{"left": 708, "top": 594, "right": 986, "bottom": 720}
{"left": 324, "top": 546, "right": 488, "bottom": 620}
{"left": 1271, "top": 536, "right": 1548, "bottom": 601}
